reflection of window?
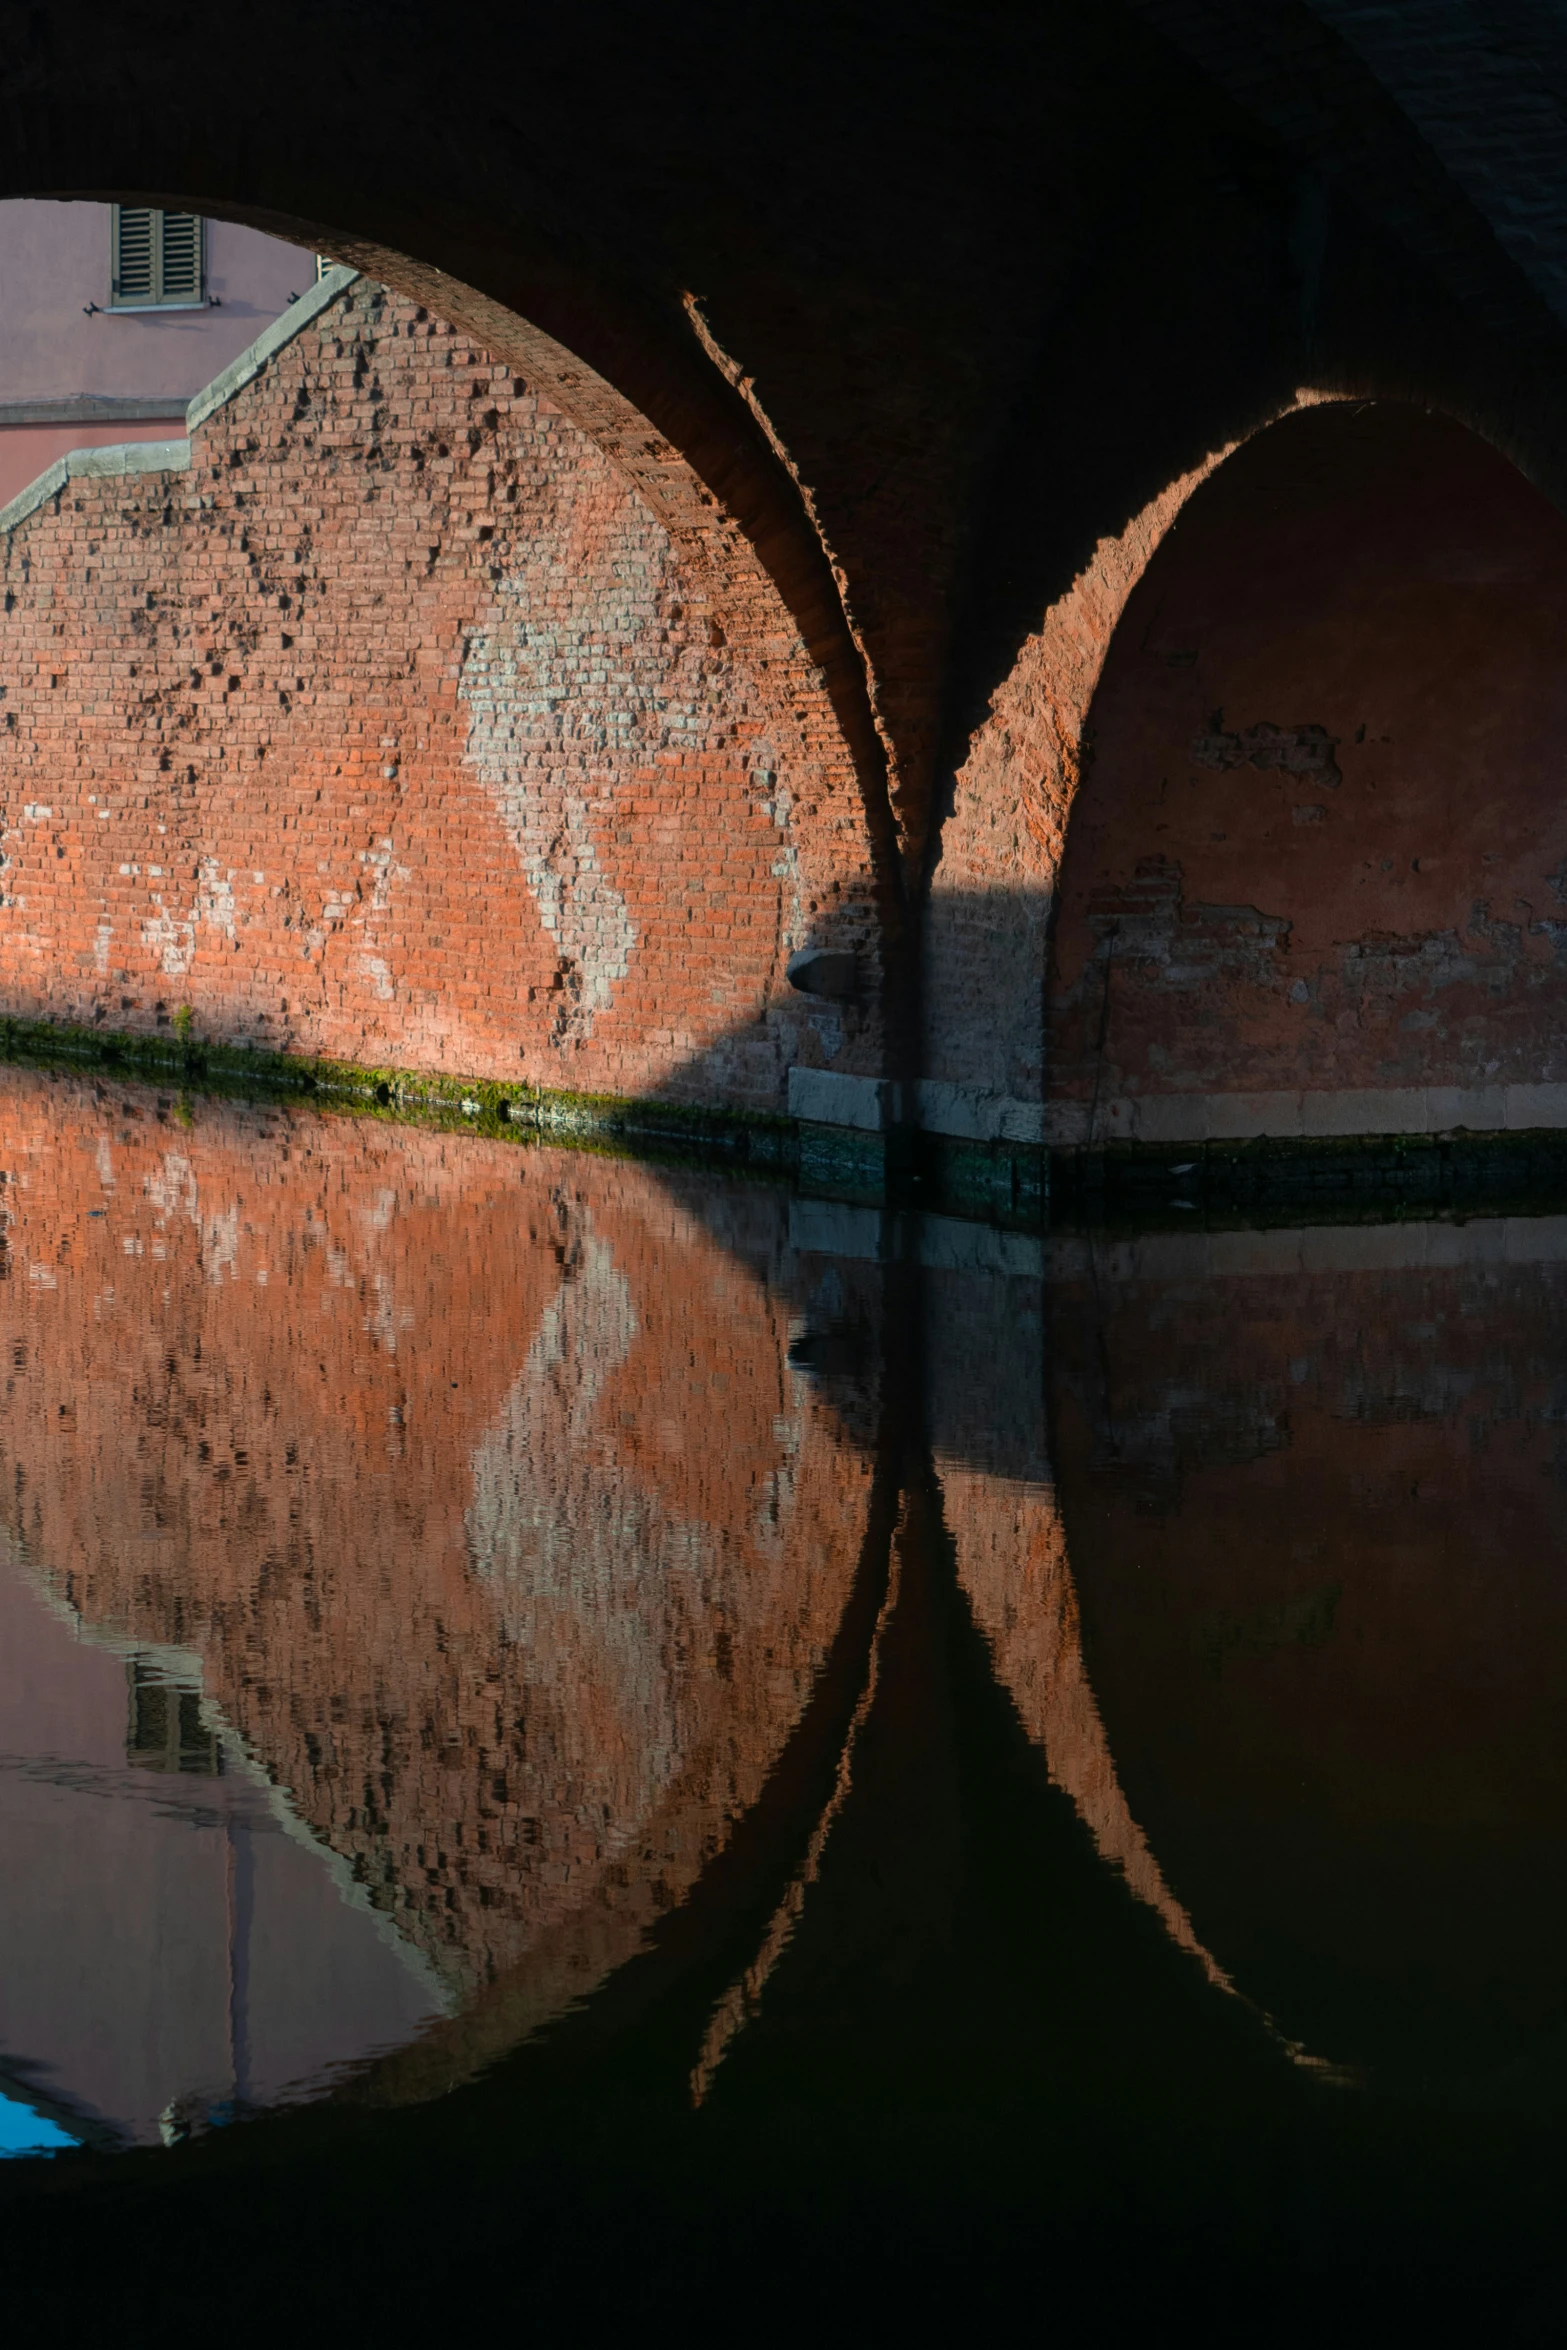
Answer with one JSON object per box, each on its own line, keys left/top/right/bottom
{"left": 126, "top": 1660, "right": 222, "bottom": 1774}
{"left": 110, "top": 206, "right": 204, "bottom": 308}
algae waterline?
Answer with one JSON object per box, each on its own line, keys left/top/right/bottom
{"left": 13, "top": 1010, "right": 1567, "bottom": 1234}
{"left": 0, "top": 1013, "right": 797, "bottom": 1175}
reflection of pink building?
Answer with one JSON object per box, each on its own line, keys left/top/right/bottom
{"left": 0, "top": 1548, "right": 441, "bottom": 2151}
{"left": 0, "top": 201, "right": 311, "bottom": 507}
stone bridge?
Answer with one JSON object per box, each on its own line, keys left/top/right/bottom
{"left": 7, "top": 1, "right": 1567, "bottom": 1184}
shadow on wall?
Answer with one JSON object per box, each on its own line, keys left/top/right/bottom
{"left": 920, "top": 399, "right": 1567, "bottom": 1153}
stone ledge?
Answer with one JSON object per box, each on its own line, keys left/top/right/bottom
{"left": 787, "top": 1066, "right": 905, "bottom": 1131}
{"left": 0, "top": 395, "right": 190, "bottom": 427}
{"left": 913, "top": 1079, "right": 1044, "bottom": 1144}
{"left": 1, "top": 439, "right": 191, "bottom": 534}
{"left": 790, "top": 1069, "right": 1044, "bottom": 1143}
{"left": 187, "top": 265, "right": 361, "bottom": 432}
{"left": 1, "top": 268, "right": 363, "bottom": 536}
{"left": 1047, "top": 1080, "right": 1567, "bottom": 1146}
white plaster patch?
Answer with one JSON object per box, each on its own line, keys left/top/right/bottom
{"left": 140, "top": 857, "right": 236, "bottom": 976}
{"left": 459, "top": 608, "right": 637, "bottom": 1047}
{"left": 357, "top": 838, "right": 409, "bottom": 915}
{"left": 466, "top": 1214, "right": 718, "bottom": 1830}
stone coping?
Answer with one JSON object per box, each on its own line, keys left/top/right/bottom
{"left": 0, "top": 264, "right": 361, "bottom": 536}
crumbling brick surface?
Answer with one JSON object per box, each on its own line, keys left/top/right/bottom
{"left": 0, "top": 281, "right": 882, "bottom": 1111}
{"left": 1048, "top": 402, "right": 1567, "bottom": 1116}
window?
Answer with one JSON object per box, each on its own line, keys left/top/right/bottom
{"left": 126, "top": 1659, "right": 222, "bottom": 1774}
{"left": 110, "top": 205, "right": 204, "bottom": 308}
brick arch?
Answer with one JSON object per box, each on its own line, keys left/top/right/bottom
{"left": 0, "top": 269, "right": 891, "bottom": 1109}
{"left": 280, "top": 223, "right": 906, "bottom": 941}
{"left": 14, "top": 8, "right": 1567, "bottom": 1137}
{"left": 924, "top": 385, "right": 1567, "bottom": 1150}
{"left": 1046, "top": 397, "right": 1567, "bottom": 1146}
{"left": 7, "top": 187, "right": 904, "bottom": 925}
{"left": 20, "top": 1, "right": 1567, "bottom": 937}
{"left": 923, "top": 389, "right": 1328, "bottom": 1135}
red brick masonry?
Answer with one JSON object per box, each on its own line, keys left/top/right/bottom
{"left": 0, "top": 279, "right": 882, "bottom": 1115}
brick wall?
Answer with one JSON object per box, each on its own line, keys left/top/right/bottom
{"left": 926, "top": 394, "right": 1567, "bottom": 1144}
{"left": 1048, "top": 401, "right": 1567, "bottom": 1142}
{"left": 924, "top": 431, "right": 1254, "bottom": 1112}
{"left": 0, "top": 280, "right": 883, "bottom": 1113}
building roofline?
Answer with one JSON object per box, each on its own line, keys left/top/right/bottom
{"left": 185, "top": 262, "right": 359, "bottom": 432}
{"left": 0, "top": 439, "right": 191, "bottom": 534}
{"left": 0, "top": 394, "right": 190, "bottom": 428}
{"left": 0, "top": 263, "right": 361, "bottom": 538}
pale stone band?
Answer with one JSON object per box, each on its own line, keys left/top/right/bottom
{"left": 789, "top": 1067, "right": 1567, "bottom": 1146}
{"left": 1044, "top": 1082, "right": 1567, "bottom": 1147}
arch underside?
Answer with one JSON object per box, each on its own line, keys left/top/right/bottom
{"left": 8, "top": 4, "right": 1567, "bottom": 1130}
{"left": 1041, "top": 399, "right": 1567, "bottom": 1149}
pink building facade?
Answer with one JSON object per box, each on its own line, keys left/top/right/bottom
{"left": 0, "top": 201, "right": 311, "bottom": 507}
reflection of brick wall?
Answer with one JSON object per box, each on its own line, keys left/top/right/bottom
{"left": 0, "top": 1069, "right": 875, "bottom": 2021}
{"left": 1048, "top": 1232, "right": 1567, "bottom": 2073}
{"left": 0, "top": 280, "right": 881, "bottom": 1111}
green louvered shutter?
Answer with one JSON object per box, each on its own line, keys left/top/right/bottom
{"left": 158, "top": 212, "right": 202, "bottom": 303}
{"left": 111, "top": 206, "right": 203, "bottom": 306}
{"left": 112, "top": 205, "right": 155, "bottom": 303}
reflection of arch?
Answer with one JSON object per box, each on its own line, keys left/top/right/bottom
{"left": 942, "top": 1458, "right": 1218, "bottom": 1974}
{"left": 0, "top": 1070, "right": 881, "bottom": 2100}
{"left": 1043, "top": 1217, "right": 1567, "bottom": 2090}
{"left": 944, "top": 1453, "right": 1349, "bottom": 2082}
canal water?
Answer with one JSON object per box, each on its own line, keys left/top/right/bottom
{"left": 2, "top": 1060, "right": 1566, "bottom": 2322}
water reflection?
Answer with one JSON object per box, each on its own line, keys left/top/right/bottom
{"left": 5, "top": 1059, "right": 1567, "bottom": 2165}
{"left": 0, "top": 1555, "right": 440, "bottom": 2149}
{"left": 0, "top": 1068, "right": 877, "bottom": 2139}
{"left": 1047, "top": 1219, "right": 1567, "bottom": 2092}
